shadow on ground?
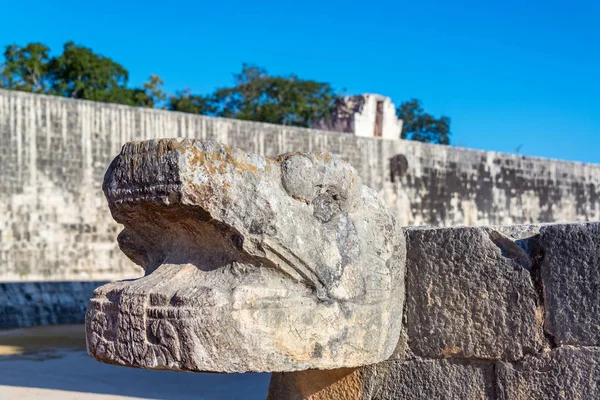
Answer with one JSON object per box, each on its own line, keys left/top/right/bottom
{"left": 0, "top": 325, "right": 270, "bottom": 400}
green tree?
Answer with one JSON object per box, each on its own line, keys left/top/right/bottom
{"left": 0, "top": 42, "right": 173, "bottom": 109}
{"left": 133, "top": 74, "right": 167, "bottom": 108}
{"left": 47, "top": 41, "right": 134, "bottom": 104}
{"left": 211, "top": 64, "right": 339, "bottom": 127}
{"left": 396, "top": 99, "right": 451, "bottom": 144}
{"left": 0, "top": 42, "right": 454, "bottom": 142}
{"left": 168, "top": 88, "right": 214, "bottom": 114}
{"left": 0, "top": 43, "right": 51, "bottom": 93}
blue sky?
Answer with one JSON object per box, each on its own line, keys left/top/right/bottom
{"left": 1, "top": 0, "right": 599, "bottom": 163}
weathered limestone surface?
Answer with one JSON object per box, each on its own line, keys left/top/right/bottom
{"left": 267, "top": 222, "right": 600, "bottom": 399}
{"left": 267, "top": 359, "right": 495, "bottom": 399}
{"left": 75, "top": 143, "right": 598, "bottom": 399}
{"left": 374, "top": 359, "right": 495, "bottom": 400}
{"left": 404, "top": 226, "right": 543, "bottom": 361}
{"left": 86, "top": 139, "right": 405, "bottom": 373}
{"left": 496, "top": 347, "right": 600, "bottom": 399}
{"left": 270, "top": 348, "right": 600, "bottom": 400}
{"left": 3, "top": 89, "right": 600, "bottom": 289}
{"left": 539, "top": 222, "right": 600, "bottom": 346}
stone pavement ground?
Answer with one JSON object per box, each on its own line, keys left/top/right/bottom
{"left": 0, "top": 325, "right": 270, "bottom": 399}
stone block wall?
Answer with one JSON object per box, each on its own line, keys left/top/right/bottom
{"left": 2, "top": 89, "right": 600, "bottom": 284}
{"left": 268, "top": 222, "right": 600, "bottom": 399}
{"left": 0, "top": 281, "right": 107, "bottom": 328}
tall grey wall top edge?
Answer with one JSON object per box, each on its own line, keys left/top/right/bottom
{"left": 1, "top": 88, "right": 598, "bottom": 168}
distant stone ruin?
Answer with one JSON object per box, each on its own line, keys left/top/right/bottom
{"left": 86, "top": 140, "right": 600, "bottom": 399}
{"left": 312, "top": 94, "right": 403, "bottom": 139}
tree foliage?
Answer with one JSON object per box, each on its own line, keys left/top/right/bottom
{"left": 211, "top": 64, "right": 338, "bottom": 127}
{"left": 0, "top": 43, "right": 51, "bottom": 93}
{"left": 396, "top": 99, "right": 451, "bottom": 145}
{"left": 133, "top": 74, "right": 167, "bottom": 108}
{"left": 1, "top": 41, "right": 451, "bottom": 143}
{"left": 168, "top": 88, "right": 214, "bottom": 114}
{"left": 48, "top": 41, "right": 133, "bottom": 104}
{"left": 0, "top": 41, "right": 144, "bottom": 106}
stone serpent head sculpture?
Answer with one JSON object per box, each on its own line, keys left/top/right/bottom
{"left": 86, "top": 139, "right": 405, "bottom": 373}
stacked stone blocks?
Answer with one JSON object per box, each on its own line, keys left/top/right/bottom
{"left": 270, "top": 222, "right": 600, "bottom": 399}
{"left": 80, "top": 139, "right": 599, "bottom": 399}
{"left": 2, "top": 89, "right": 600, "bottom": 285}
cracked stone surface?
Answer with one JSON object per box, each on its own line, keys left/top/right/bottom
{"left": 404, "top": 226, "right": 543, "bottom": 362}
{"left": 377, "top": 358, "right": 496, "bottom": 400}
{"left": 269, "top": 347, "right": 600, "bottom": 400}
{"left": 496, "top": 346, "right": 600, "bottom": 399}
{"left": 267, "top": 358, "right": 496, "bottom": 400}
{"left": 539, "top": 222, "right": 600, "bottom": 346}
{"left": 85, "top": 139, "right": 405, "bottom": 373}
